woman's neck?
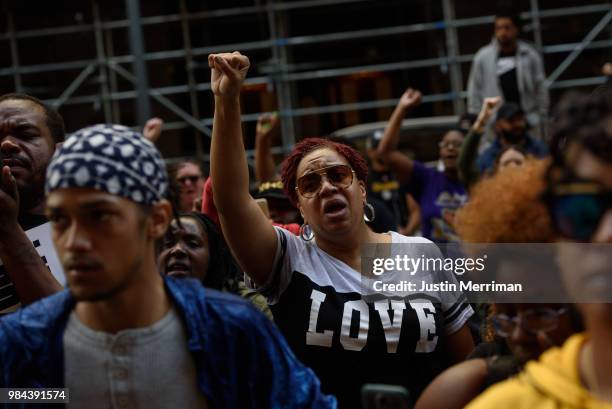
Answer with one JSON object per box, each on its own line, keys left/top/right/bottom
{"left": 582, "top": 332, "right": 612, "bottom": 402}
{"left": 316, "top": 222, "right": 390, "bottom": 272}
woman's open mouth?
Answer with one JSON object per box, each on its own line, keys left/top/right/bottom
{"left": 323, "top": 198, "right": 348, "bottom": 219}
{"left": 166, "top": 261, "right": 192, "bottom": 277}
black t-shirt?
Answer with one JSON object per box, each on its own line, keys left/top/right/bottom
{"left": 0, "top": 213, "right": 49, "bottom": 312}
{"left": 256, "top": 228, "right": 474, "bottom": 408}
{"left": 497, "top": 50, "right": 521, "bottom": 106}
{"left": 367, "top": 169, "right": 408, "bottom": 228}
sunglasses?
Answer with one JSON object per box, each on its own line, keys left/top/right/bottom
{"left": 295, "top": 164, "right": 355, "bottom": 198}
{"left": 544, "top": 180, "right": 612, "bottom": 241}
{"left": 177, "top": 175, "right": 201, "bottom": 185}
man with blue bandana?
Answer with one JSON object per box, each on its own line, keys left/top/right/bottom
{"left": 0, "top": 124, "right": 336, "bottom": 409}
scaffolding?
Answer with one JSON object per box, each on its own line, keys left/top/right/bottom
{"left": 1, "top": 0, "right": 610, "bottom": 162}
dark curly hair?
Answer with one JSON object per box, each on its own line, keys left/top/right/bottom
{"left": 549, "top": 91, "right": 612, "bottom": 166}
{"left": 280, "top": 137, "right": 368, "bottom": 207}
{"left": 178, "top": 212, "right": 243, "bottom": 293}
{"left": 161, "top": 183, "right": 242, "bottom": 292}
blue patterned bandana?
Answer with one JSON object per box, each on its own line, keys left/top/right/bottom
{"left": 45, "top": 124, "right": 168, "bottom": 205}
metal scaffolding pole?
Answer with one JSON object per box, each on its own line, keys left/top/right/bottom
{"left": 546, "top": 8, "right": 612, "bottom": 86}
{"left": 38, "top": 36, "right": 612, "bottom": 110}
{"left": 267, "top": 0, "right": 296, "bottom": 150}
{"left": 1, "top": 4, "right": 609, "bottom": 78}
{"left": 52, "top": 64, "right": 96, "bottom": 109}
{"left": 104, "top": 28, "right": 121, "bottom": 122}
{"left": 125, "top": 0, "right": 151, "bottom": 126}
{"left": 106, "top": 62, "right": 212, "bottom": 137}
{"left": 3, "top": 0, "right": 609, "bottom": 144}
{"left": 179, "top": 0, "right": 204, "bottom": 159}
{"left": 530, "top": 0, "right": 544, "bottom": 56}
{"left": 92, "top": 0, "right": 112, "bottom": 123}
{"left": 442, "top": 0, "right": 464, "bottom": 114}
{"left": 7, "top": 13, "right": 23, "bottom": 93}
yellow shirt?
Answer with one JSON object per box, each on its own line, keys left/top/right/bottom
{"left": 467, "top": 333, "right": 612, "bottom": 409}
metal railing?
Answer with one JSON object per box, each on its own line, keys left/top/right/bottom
{"left": 1, "top": 0, "right": 610, "bottom": 159}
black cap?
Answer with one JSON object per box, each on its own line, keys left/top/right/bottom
{"left": 255, "top": 180, "right": 290, "bottom": 201}
{"left": 496, "top": 102, "right": 525, "bottom": 122}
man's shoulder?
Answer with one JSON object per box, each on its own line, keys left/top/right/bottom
{"left": 0, "top": 291, "right": 71, "bottom": 329}
{"left": 473, "top": 41, "right": 496, "bottom": 60}
{"left": 518, "top": 40, "right": 540, "bottom": 55}
{"left": 525, "top": 134, "right": 549, "bottom": 154}
{"left": 203, "top": 288, "right": 271, "bottom": 331}
{"left": 0, "top": 290, "right": 72, "bottom": 356}
{"left": 203, "top": 287, "right": 254, "bottom": 310}
{"left": 166, "top": 277, "right": 267, "bottom": 330}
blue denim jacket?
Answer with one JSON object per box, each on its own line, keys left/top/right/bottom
{"left": 0, "top": 276, "right": 336, "bottom": 409}
{"left": 477, "top": 133, "right": 549, "bottom": 173}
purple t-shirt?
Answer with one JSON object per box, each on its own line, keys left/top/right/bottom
{"left": 407, "top": 161, "right": 468, "bottom": 243}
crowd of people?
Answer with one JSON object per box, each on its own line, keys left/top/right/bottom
{"left": 0, "top": 6, "right": 611, "bottom": 409}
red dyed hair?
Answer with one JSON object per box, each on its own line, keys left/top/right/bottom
{"left": 280, "top": 137, "right": 368, "bottom": 206}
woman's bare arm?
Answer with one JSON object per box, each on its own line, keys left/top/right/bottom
{"left": 209, "top": 52, "right": 278, "bottom": 286}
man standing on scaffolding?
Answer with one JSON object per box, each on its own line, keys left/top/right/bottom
{"left": 467, "top": 6, "right": 549, "bottom": 140}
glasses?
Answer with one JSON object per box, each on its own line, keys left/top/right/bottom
{"left": 439, "top": 140, "right": 463, "bottom": 149}
{"left": 544, "top": 180, "right": 612, "bottom": 241}
{"left": 295, "top": 164, "right": 355, "bottom": 198}
{"left": 177, "top": 175, "right": 201, "bottom": 185}
{"left": 491, "top": 307, "right": 568, "bottom": 337}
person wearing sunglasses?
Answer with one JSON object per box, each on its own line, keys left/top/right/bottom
{"left": 170, "top": 159, "right": 205, "bottom": 212}
{"left": 208, "top": 52, "right": 475, "bottom": 408}
{"left": 467, "top": 92, "right": 612, "bottom": 408}
{"left": 376, "top": 88, "right": 468, "bottom": 244}
{"left": 416, "top": 159, "right": 581, "bottom": 409}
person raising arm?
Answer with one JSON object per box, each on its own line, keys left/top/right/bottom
{"left": 376, "top": 88, "right": 468, "bottom": 244}
{"left": 375, "top": 88, "right": 422, "bottom": 186}
{"left": 209, "top": 52, "right": 474, "bottom": 408}
{"left": 208, "top": 52, "right": 278, "bottom": 286}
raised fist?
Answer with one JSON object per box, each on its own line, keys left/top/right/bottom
{"left": 208, "top": 52, "right": 250, "bottom": 98}
{"left": 473, "top": 96, "right": 502, "bottom": 133}
{"left": 256, "top": 112, "right": 280, "bottom": 140}
{"left": 143, "top": 117, "right": 164, "bottom": 142}
{"left": 399, "top": 88, "right": 422, "bottom": 110}
{"left": 478, "top": 97, "right": 502, "bottom": 122}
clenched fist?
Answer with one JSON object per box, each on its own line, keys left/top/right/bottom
{"left": 208, "top": 52, "right": 250, "bottom": 98}
{"left": 399, "top": 88, "right": 422, "bottom": 110}
{"left": 473, "top": 96, "right": 502, "bottom": 133}
{"left": 143, "top": 117, "right": 164, "bottom": 142}
{"left": 256, "top": 112, "right": 280, "bottom": 140}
